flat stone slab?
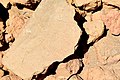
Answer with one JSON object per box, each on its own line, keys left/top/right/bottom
{"left": 3, "top": 0, "right": 81, "bottom": 79}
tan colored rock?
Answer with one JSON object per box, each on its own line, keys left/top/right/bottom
{"left": 0, "top": 53, "right": 3, "bottom": 67}
{"left": 72, "top": 0, "right": 102, "bottom": 10}
{"left": 66, "top": 59, "right": 82, "bottom": 74}
{"left": 80, "top": 31, "right": 120, "bottom": 80}
{"left": 0, "top": 0, "right": 27, "bottom": 7}
{"left": 69, "top": 75, "right": 82, "bottom": 80}
{"left": 82, "top": 0, "right": 102, "bottom": 12}
{"left": 75, "top": 8, "right": 87, "bottom": 17}
{"left": 106, "top": 54, "right": 120, "bottom": 65}
{"left": 5, "top": 34, "right": 15, "bottom": 44}
{"left": 50, "top": 59, "right": 82, "bottom": 80}
{"left": 1, "top": 75, "right": 11, "bottom": 80}
{"left": 0, "top": 0, "right": 10, "bottom": 7}
{"left": 83, "top": 20, "right": 104, "bottom": 44}
{"left": 101, "top": 8, "right": 120, "bottom": 35}
{"left": 0, "top": 22, "right": 4, "bottom": 29}
{"left": 0, "top": 22, "right": 5, "bottom": 47}
{"left": 9, "top": 73, "right": 22, "bottom": 80}
{"left": 44, "top": 75, "right": 56, "bottom": 80}
{"left": 2, "top": 66, "right": 8, "bottom": 71}
{"left": 44, "top": 59, "right": 82, "bottom": 80}
{"left": 92, "top": 11, "right": 102, "bottom": 20}
{"left": 3, "top": 0, "right": 81, "bottom": 79}
{"left": 93, "top": 32, "right": 120, "bottom": 65}
{"left": 57, "top": 76, "right": 68, "bottom": 80}
{"left": 66, "top": 0, "right": 74, "bottom": 5}
{"left": 0, "top": 69, "right": 4, "bottom": 78}
{"left": 72, "top": 0, "right": 93, "bottom": 7}
{"left": 6, "top": 7, "right": 32, "bottom": 38}
{"left": 80, "top": 66, "right": 118, "bottom": 80}
{"left": 103, "top": 0, "right": 120, "bottom": 8}
{"left": 56, "top": 63, "right": 71, "bottom": 78}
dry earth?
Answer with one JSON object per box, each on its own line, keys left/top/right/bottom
{"left": 0, "top": 0, "right": 119, "bottom": 80}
